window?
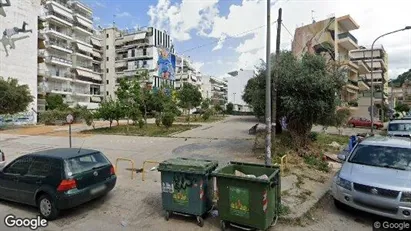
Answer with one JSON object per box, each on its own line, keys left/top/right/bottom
{"left": 143, "top": 49, "right": 147, "bottom": 56}
{"left": 106, "top": 91, "right": 109, "bottom": 95}
{"left": 107, "top": 57, "right": 109, "bottom": 61}
{"left": 106, "top": 68, "right": 109, "bottom": 73}
{"left": 106, "top": 80, "right": 109, "bottom": 84}
{"left": 4, "top": 156, "right": 33, "bottom": 175}
{"left": 106, "top": 45, "right": 109, "bottom": 50}
{"left": 131, "top": 49, "right": 135, "bottom": 57}
{"left": 64, "top": 152, "right": 110, "bottom": 176}
{"left": 27, "top": 158, "right": 57, "bottom": 177}
{"left": 106, "top": 34, "right": 109, "bottom": 38}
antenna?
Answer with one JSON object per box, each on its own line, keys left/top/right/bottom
{"left": 78, "top": 140, "right": 86, "bottom": 153}
{"left": 311, "top": 10, "right": 316, "bottom": 23}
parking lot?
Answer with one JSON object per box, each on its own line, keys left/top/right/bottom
{"left": 0, "top": 116, "right": 387, "bottom": 230}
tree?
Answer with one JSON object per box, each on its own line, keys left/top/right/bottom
{"left": 226, "top": 102, "right": 234, "bottom": 114}
{"left": 177, "top": 83, "right": 202, "bottom": 124}
{"left": 243, "top": 51, "right": 345, "bottom": 149}
{"left": 96, "top": 97, "right": 117, "bottom": 128}
{"left": 390, "top": 69, "right": 411, "bottom": 87}
{"left": 0, "top": 77, "right": 33, "bottom": 115}
{"left": 395, "top": 102, "right": 410, "bottom": 114}
{"left": 162, "top": 112, "right": 175, "bottom": 128}
{"left": 46, "top": 94, "right": 68, "bottom": 110}
{"left": 214, "top": 103, "right": 223, "bottom": 115}
{"left": 201, "top": 99, "right": 210, "bottom": 112}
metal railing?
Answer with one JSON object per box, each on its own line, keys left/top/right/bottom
{"left": 45, "top": 27, "right": 72, "bottom": 37}
{"left": 46, "top": 56, "right": 73, "bottom": 65}
{"left": 338, "top": 32, "right": 358, "bottom": 44}
{"left": 45, "top": 11, "right": 73, "bottom": 23}
{"left": 46, "top": 41, "right": 72, "bottom": 51}
{"left": 73, "top": 22, "right": 93, "bottom": 33}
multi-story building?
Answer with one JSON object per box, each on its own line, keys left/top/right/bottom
{"left": 292, "top": 14, "right": 365, "bottom": 103}
{"left": 0, "top": 0, "right": 40, "bottom": 124}
{"left": 201, "top": 76, "right": 228, "bottom": 106}
{"left": 174, "top": 55, "right": 202, "bottom": 90}
{"left": 101, "top": 26, "right": 175, "bottom": 98}
{"left": 37, "top": 0, "right": 103, "bottom": 111}
{"left": 226, "top": 69, "right": 254, "bottom": 112}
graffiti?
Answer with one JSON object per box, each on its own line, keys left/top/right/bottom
{"left": 157, "top": 48, "right": 176, "bottom": 80}
{"left": 0, "top": 0, "right": 11, "bottom": 17}
{"left": 173, "top": 173, "right": 196, "bottom": 191}
{"left": 1, "top": 21, "right": 32, "bottom": 57}
{"left": 0, "top": 109, "right": 36, "bottom": 125}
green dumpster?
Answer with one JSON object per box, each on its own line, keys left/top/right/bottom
{"left": 158, "top": 157, "right": 218, "bottom": 227}
{"left": 212, "top": 162, "right": 281, "bottom": 231}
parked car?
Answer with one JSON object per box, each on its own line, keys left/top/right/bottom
{"left": 0, "top": 149, "right": 5, "bottom": 168}
{"left": 388, "top": 119, "right": 411, "bottom": 137}
{"left": 332, "top": 136, "right": 411, "bottom": 220}
{"left": 347, "top": 117, "right": 384, "bottom": 129}
{"left": 0, "top": 148, "right": 116, "bottom": 220}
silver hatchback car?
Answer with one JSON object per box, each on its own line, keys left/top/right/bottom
{"left": 332, "top": 136, "right": 411, "bottom": 220}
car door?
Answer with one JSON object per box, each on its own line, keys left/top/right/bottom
{"left": 18, "top": 157, "right": 57, "bottom": 205}
{"left": 0, "top": 156, "right": 33, "bottom": 202}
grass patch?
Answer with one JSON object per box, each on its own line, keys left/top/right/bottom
{"left": 303, "top": 153, "right": 330, "bottom": 172}
{"left": 278, "top": 204, "right": 291, "bottom": 217}
{"left": 174, "top": 115, "right": 226, "bottom": 123}
{"left": 81, "top": 124, "right": 198, "bottom": 137}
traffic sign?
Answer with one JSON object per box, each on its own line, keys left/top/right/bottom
{"left": 66, "top": 114, "right": 74, "bottom": 124}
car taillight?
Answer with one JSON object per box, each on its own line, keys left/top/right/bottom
{"left": 57, "top": 179, "right": 77, "bottom": 192}
{"left": 110, "top": 166, "right": 115, "bottom": 175}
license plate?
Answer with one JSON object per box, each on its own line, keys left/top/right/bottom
{"left": 90, "top": 184, "right": 106, "bottom": 195}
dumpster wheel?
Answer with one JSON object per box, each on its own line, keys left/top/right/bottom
{"left": 164, "top": 210, "right": 170, "bottom": 221}
{"left": 220, "top": 220, "right": 226, "bottom": 231}
{"left": 196, "top": 216, "right": 204, "bottom": 227}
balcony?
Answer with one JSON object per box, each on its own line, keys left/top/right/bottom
{"left": 45, "top": 41, "right": 73, "bottom": 54}
{"left": 73, "top": 22, "right": 93, "bottom": 35}
{"left": 73, "top": 37, "right": 92, "bottom": 48}
{"left": 49, "top": 72, "right": 74, "bottom": 82}
{"left": 355, "top": 60, "right": 371, "bottom": 75}
{"left": 338, "top": 32, "right": 358, "bottom": 50}
{"left": 37, "top": 68, "right": 49, "bottom": 77}
{"left": 364, "top": 59, "right": 387, "bottom": 71}
{"left": 45, "top": 27, "right": 72, "bottom": 41}
{"left": 337, "top": 15, "right": 360, "bottom": 32}
{"left": 45, "top": 56, "right": 72, "bottom": 67}
{"left": 38, "top": 50, "right": 46, "bottom": 58}
{"left": 44, "top": 11, "right": 73, "bottom": 27}
{"left": 70, "top": 1, "right": 92, "bottom": 14}
{"left": 115, "top": 61, "right": 127, "bottom": 68}
{"left": 74, "top": 50, "right": 92, "bottom": 60}
{"left": 358, "top": 79, "right": 370, "bottom": 91}
{"left": 360, "top": 70, "right": 384, "bottom": 80}
{"left": 38, "top": 30, "right": 46, "bottom": 41}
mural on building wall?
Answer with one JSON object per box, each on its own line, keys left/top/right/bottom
{"left": 0, "top": 0, "right": 11, "bottom": 17}
{"left": 292, "top": 17, "right": 336, "bottom": 61}
{"left": 1, "top": 21, "right": 32, "bottom": 56}
{"left": 0, "top": 109, "right": 36, "bottom": 126}
{"left": 157, "top": 48, "right": 176, "bottom": 80}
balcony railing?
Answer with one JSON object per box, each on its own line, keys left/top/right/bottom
{"left": 50, "top": 0, "right": 71, "bottom": 9}
{"left": 338, "top": 32, "right": 358, "bottom": 44}
{"left": 46, "top": 56, "right": 72, "bottom": 65}
{"left": 45, "top": 11, "right": 73, "bottom": 24}
{"left": 46, "top": 27, "right": 72, "bottom": 37}
{"left": 77, "top": 63, "right": 93, "bottom": 69}
{"left": 46, "top": 41, "right": 72, "bottom": 51}
{"left": 74, "top": 11, "right": 93, "bottom": 21}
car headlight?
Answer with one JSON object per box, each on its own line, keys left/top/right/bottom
{"left": 336, "top": 175, "right": 352, "bottom": 191}
{"left": 401, "top": 192, "right": 411, "bottom": 202}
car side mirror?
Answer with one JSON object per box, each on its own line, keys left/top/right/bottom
{"left": 337, "top": 154, "right": 346, "bottom": 161}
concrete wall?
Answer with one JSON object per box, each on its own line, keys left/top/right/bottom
{"left": 0, "top": 0, "right": 40, "bottom": 124}
{"left": 226, "top": 69, "right": 254, "bottom": 106}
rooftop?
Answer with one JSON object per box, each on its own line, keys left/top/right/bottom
{"left": 27, "top": 148, "right": 101, "bottom": 159}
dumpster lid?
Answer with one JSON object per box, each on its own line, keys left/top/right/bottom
{"left": 158, "top": 157, "right": 218, "bottom": 174}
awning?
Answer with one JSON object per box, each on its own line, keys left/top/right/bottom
{"left": 133, "top": 32, "right": 146, "bottom": 40}
{"left": 50, "top": 4, "right": 73, "bottom": 21}
{"left": 75, "top": 16, "right": 93, "bottom": 29}
{"left": 91, "top": 38, "right": 101, "bottom": 47}
{"left": 77, "top": 43, "right": 93, "bottom": 54}
{"left": 115, "top": 39, "right": 124, "bottom": 46}
{"left": 92, "top": 50, "right": 101, "bottom": 58}
{"left": 76, "top": 69, "right": 101, "bottom": 81}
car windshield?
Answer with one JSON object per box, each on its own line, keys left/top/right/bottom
{"left": 388, "top": 123, "right": 411, "bottom": 132}
{"left": 348, "top": 144, "right": 411, "bottom": 171}
{"left": 64, "top": 152, "right": 110, "bottom": 176}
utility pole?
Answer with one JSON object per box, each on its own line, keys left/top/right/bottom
{"left": 272, "top": 8, "right": 282, "bottom": 145}
{"left": 265, "top": 0, "right": 272, "bottom": 166}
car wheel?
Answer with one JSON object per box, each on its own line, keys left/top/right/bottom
{"left": 38, "top": 194, "right": 59, "bottom": 220}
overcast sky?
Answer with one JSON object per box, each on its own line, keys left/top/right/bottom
{"left": 90, "top": 0, "right": 411, "bottom": 78}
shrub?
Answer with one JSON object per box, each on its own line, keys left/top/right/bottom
{"left": 202, "top": 109, "right": 212, "bottom": 121}
{"left": 155, "top": 112, "right": 161, "bottom": 127}
{"left": 162, "top": 112, "right": 175, "bottom": 128}
{"left": 138, "top": 119, "right": 145, "bottom": 128}
{"left": 308, "top": 131, "right": 318, "bottom": 141}
{"left": 347, "top": 100, "right": 358, "bottom": 107}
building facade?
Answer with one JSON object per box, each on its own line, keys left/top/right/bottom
{"left": 174, "top": 55, "right": 202, "bottom": 91}
{"left": 0, "top": 0, "right": 40, "bottom": 124}
{"left": 292, "top": 15, "right": 365, "bottom": 103}
{"left": 101, "top": 26, "right": 176, "bottom": 99}
{"left": 201, "top": 76, "right": 228, "bottom": 106}
{"left": 37, "top": 0, "right": 103, "bottom": 111}
{"left": 226, "top": 69, "right": 254, "bottom": 112}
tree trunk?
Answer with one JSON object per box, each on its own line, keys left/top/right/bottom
{"left": 109, "top": 120, "right": 112, "bottom": 128}
{"left": 144, "top": 104, "right": 148, "bottom": 128}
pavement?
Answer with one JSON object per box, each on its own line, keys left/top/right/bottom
{"left": 0, "top": 116, "right": 381, "bottom": 230}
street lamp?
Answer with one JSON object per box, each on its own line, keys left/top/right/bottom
{"left": 370, "top": 26, "right": 411, "bottom": 134}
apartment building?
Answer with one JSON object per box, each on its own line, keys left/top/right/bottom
{"left": 0, "top": 0, "right": 40, "bottom": 124}
{"left": 226, "top": 69, "right": 254, "bottom": 112}
{"left": 37, "top": 0, "right": 103, "bottom": 112}
{"left": 292, "top": 14, "right": 365, "bottom": 103}
{"left": 201, "top": 76, "right": 228, "bottom": 106}
{"left": 101, "top": 26, "right": 175, "bottom": 98}
{"left": 174, "top": 55, "right": 202, "bottom": 91}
